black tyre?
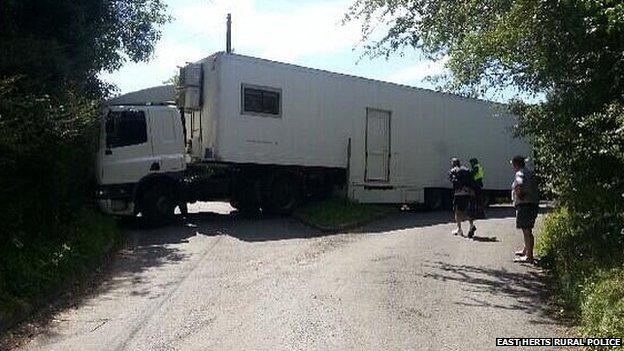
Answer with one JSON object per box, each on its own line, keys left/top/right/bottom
{"left": 140, "top": 185, "right": 176, "bottom": 226}
{"left": 178, "top": 202, "right": 189, "bottom": 216}
{"left": 482, "top": 195, "right": 492, "bottom": 207}
{"left": 425, "top": 189, "right": 444, "bottom": 211}
{"left": 230, "top": 180, "right": 261, "bottom": 214}
{"left": 229, "top": 198, "right": 260, "bottom": 214}
{"left": 266, "top": 174, "right": 300, "bottom": 215}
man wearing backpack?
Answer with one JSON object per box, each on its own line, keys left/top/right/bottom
{"left": 448, "top": 158, "right": 478, "bottom": 238}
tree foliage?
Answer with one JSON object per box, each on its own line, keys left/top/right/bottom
{"left": 0, "top": 1, "right": 169, "bottom": 323}
{"left": 345, "top": 0, "right": 624, "bottom": 100}
{"left": 0, "top": 0, "right": 170, "bottom": 97}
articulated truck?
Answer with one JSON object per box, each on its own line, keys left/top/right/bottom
{"left": 96, "top": 52, "right": 530, "bottom": 223}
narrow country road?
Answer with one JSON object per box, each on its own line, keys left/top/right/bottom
{"left": 17, "top": 203, "right": 567, "bottom": 351}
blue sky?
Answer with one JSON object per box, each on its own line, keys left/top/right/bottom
{"left": 102, "top": 0, "right": 535, "bottom": 103}
{"left": 101, "top": 0, "right": 447, "bottom": 96}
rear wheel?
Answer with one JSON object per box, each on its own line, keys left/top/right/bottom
{"left": 425, "top": 189, "right": 444, "bottom": 211}
{"left": 266, "top": 173, "right": 300, "bottom": 215}
{"left": 230, "top": 179, "right": 261, "bottom": 214}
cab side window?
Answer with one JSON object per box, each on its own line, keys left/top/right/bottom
{"left": 106, "top": 110, "right": 148, "bottom": 148}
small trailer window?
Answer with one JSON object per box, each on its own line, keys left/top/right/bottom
{"left": 105, "top": 110, "right": 148, "bottom": 148}
{"left": 241, "top": 84, "right": 281, "bottom": 116}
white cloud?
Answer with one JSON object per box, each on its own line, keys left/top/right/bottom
{"left": 175, "top": 0, "right": 360, "bottom": 62}
{"left": 100, "top": 37, "right": 206, "bottom": 95}
{"left": 103, "top": 0, "right": 362, "bottom": 94}
{"left": 384, "top": 58, "right": 449, "bottom": 85}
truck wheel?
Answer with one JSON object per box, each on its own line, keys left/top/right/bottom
{"left": 425, "top": 189, "right": 444, "bottom": 211}
{"left": 229, "top": 198, "right": 260, "bottom": 214}
{"left": 483, "top": 195, "right": 493, "bottom": 207}
{"left": 230, "top": 180, "right": 260, "bottom": 214}
{"left": 266, "top": 174, "right": 300, "bottom": 215}
{"left": 140, "top": 185, "right": 176, "bottom": 226}
{"left": 178, "top": 202, "right": 188, "bottom": 216}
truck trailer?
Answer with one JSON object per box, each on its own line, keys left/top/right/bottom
{"left": 96, "top": 52, "right": 530, "bottom": 223}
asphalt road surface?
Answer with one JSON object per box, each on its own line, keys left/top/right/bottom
{"left": 17, "top": 203, "right": 568, "bottom": 351}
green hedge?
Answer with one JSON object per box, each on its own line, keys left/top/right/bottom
{"left": 0, "top": 210, "right": 118, "bottom": 329}
{"left": 537, "top": 207, "right": 624, "bottom": 349}
{"left": 581, "top": 267, "right": 624, "bottom": 342}
{"left": 0, "top": 80, "right": 119, "bottom": 330}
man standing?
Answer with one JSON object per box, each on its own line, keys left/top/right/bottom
{"left": 448, "top": 158, "right": 477, "bottom": 238}
{"left": 511, "top": 155, "right": 540, "bottom": 263}
{"left": 469, "top": 158, "right": 484, "bottom": 189}
{"left": 469, "top": 158, "right": 486, "bottom": 219}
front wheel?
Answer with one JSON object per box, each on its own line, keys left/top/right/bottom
{"left": 140, "top": 185, "right": 176, "bottom": 226}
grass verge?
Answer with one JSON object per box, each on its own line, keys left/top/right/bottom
{"left": 536, "top": 207, "right": 623, "bottom": 349}
{"left": 294, "top": 198, "right": 397, "bottom": 231}
{"left": 0, "top": 209, "right": 119, "bottom": 331}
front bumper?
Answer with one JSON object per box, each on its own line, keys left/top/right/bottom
{"left": 97, "top": 198, "right": 135, "bottom": 216}
{"left": 95, "top": 183, "right": 136, "bottom": 216}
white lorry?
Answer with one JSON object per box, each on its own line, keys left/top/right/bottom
{"left": 96, "top": 52, "right": 530, "bottom": 223}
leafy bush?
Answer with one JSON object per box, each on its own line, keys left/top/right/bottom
{"left": 0, "top": 79, "right": 100, "bottom": 254}
{"left": 537, "top": 207, "right": 624, "bottom": 345}
{"left": 518, "top": 102, "right": 624, "bottom": 215}
{"left": 538, "top": 208, "right": 623, "bottom": 306}
{"left": 0, "top": 0, "right": 169, "bottom": 331}
{"left": 0, "top": 77, "right": 123, "bottom": 328}
{"left": 581, "top": 267, "right": 624, "bottom": 346}
{"left": 0, "top": 209, "right": 118, "bottom": 328}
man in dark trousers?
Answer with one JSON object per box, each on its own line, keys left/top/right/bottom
{"left": 448, "top": 158, "right": 478, "bottom": 238}
{"left": 469, "top": 158, "right": 486, "bottom": 219}
{"left": 469, "top": 158, "right": 484, "bottom": 189}
{"left": 510, "top": 155, "right": 540, "bottom": 263}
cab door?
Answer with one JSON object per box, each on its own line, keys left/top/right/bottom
{"left": 148, "top": 108, "right": 185, "bottom": 173}
{"left": 98, "top": 108, "right": 156, "bottom": 185}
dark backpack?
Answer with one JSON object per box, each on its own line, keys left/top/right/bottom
{"left": 449, "top": 166, "right": 476, "bottom": 191}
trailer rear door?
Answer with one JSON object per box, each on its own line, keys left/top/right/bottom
{"left": 365, "top": 108, "right": 391, "bottom": 182}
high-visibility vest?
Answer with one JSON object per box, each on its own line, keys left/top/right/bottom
{"left": 474, "top": 164, "right": 485, "bottom": 181}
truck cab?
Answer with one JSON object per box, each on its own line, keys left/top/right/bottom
{"left": 96, "top": 105, "right": 186, "bottom": 218}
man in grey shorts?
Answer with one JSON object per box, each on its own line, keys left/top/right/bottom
{"left": 511, "top": 155, "right": 540, "bottom": 263}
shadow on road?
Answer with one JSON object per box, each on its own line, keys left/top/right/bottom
{"left": 118, "top": 204, "right": 550, "bottom": 244}
{"left": 422, "top": 260, "right": 562, "bottom": 326}
{"left": 361, "top": 206, "right": 522, "bottom": 235}
{"left": 87, "top": 206, "right": 524, "bottom": 307}
{"left": 105, "top": 205, "right": 541, "bottom": 296}
{"left": 5, "top": 204, "right": 550, "bottom": 347}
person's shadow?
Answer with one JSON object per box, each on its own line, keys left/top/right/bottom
{"left": 470, "top": 235, "right": 498, "bottom": 242}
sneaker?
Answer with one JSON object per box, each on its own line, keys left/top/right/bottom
{"left": 513, "top": 256, "right": 535, "bottom": 264}
{"left": 467, "top": 225, "right": 476, "bottom": 238}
